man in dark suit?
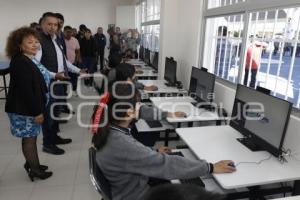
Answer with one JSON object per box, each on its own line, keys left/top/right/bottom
{"left": 36, "top": 12, "right": 85, "bottom": 155}
{"left": 94, "top": 27, "right": 106, "bottom": 71}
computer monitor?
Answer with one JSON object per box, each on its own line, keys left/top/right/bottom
{"left": 164, "top": 57, "right": 177, "bottom": 86}
{"left": 230, "top": 84, "right": 292, "bottom": 157}
{"left": 189, "top": 67, "right": 200, "bottom": 94}
{"left": 256, "top": 86, "right": 271, "bottom": 95}
{"left": 194, "top": 69, "right": 215, "bottom": 103}
{"left": 151, "top": 52, "right": 159, "bottom": 71}
{"left": 139, "top": 46, "right": 144, "bottom": 60}
{"left": 144, "top": 49, "right": 150, "bottom": 65}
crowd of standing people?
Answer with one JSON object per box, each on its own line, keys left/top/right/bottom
{"left": 4, "top": 11, "right": 141, "bottom": 182}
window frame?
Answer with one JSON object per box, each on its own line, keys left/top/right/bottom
{"left": 138, "top": 0, "right": 161, "bottom": 52}
{"left": 199, "top": 0, "right": 300, "bottom": 111}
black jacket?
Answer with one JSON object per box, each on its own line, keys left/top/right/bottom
{"left": 39, "top": 32, "right": 58, "bottom": 73}
{"left": 5, "top": 54, "right": 48, "bottom": 117}
{"left": 80, "top": 37, "right": 96, "bottom": 57}
{"left": 94, "top": 33, "right": 106, "bottom": 50}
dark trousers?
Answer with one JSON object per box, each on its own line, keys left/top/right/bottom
{"left": 244, "top": 69, "right": 257, "bottom": 88}
{"left": 97, "top": 48, "right": 105, "bottom": 70}
{"left": 69, "top": 62, "right": 82, "bottom": 91}
{"left": 82, "top": 57, "right": 96, "bottom": 86}
{"left": 69, "top": 72, "right": 78, "bottom": 91}
{"left": 42, "top": 81, "right": 62, "bottom": 146}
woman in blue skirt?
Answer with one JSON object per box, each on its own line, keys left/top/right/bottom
{"left": 5, "top": 27, "right": 65, "bottom": 181}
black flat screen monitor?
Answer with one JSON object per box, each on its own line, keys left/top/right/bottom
{"left": 230, "top": 84, "right": 292, "bottom": 157}
{"left": 151, "top": 52, "right": 159, "bottom": 70}
{"left": 189, "top": 67, "right": 199, "bottom": 94}
{"left": 144, "top": 49, "right": 150, "bottom": 65}
{"left": 194, "top": 68, "right": 215, "bottom": 103}
{"left": 164, "top": 57, "right": 177, "bottom": 86}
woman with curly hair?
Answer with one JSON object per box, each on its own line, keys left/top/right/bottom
{"left": 5, "top": 27, "right": 65, "bottom": 181}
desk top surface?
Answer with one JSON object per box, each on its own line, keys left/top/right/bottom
{"left": 136, "top": 69, "right": 158, "bottom": 77}
{"left": 176, "top": 125, "right": 300, "bottom": 189}
{"left": 150, "top": 97, "right": 221, "bottom": 123}
{"left": 138, "top": 80, "right": 188, "bottom": 94}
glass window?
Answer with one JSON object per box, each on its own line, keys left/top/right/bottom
{"left": 203, "top": 14, "right": 244, "bottom": 83}
{"left": 208, "top": 0, "right": 246, "bottom": 9}
{"left": 141, "top": 24, "right": 160, "bottom": 51}
{"left": 242, "top": 8, "right": 300, "bottom": 108}
{"left": 139, "top": 0, "right": 161, "bottom": 52}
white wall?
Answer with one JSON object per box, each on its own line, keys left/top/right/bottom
{"left": 159, "top": 0, "right": 203, "bottom": 88}
{"left": 0, "top": 0, "right": 135, "bottom": 58}
{"left": 116, "top": 6, "right": 136, "bottom": 31}
{"left": 158, "top": 0, "right": 179, "bottom": 78}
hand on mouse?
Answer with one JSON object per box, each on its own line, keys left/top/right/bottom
{"left": 158, "top": 146, "right": 172, "bottom": 154}
{"left": 213, "top": 160, "right": 236, "bottom": 174}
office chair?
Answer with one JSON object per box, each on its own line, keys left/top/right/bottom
{"left": 88, "top": 147, "right": 112, "bottom": 200}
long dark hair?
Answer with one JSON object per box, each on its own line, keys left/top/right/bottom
{"left": 92, "top": 83, "right": 137, "bottom": 150}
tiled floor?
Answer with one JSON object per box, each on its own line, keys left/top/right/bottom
{"left": 0, "top": 89, "right": 102, "bottom": 200}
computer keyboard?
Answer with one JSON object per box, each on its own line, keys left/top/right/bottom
{"left": 145, "top": 120, "right": 163, "bottom": 128}
{"left": 168, "top": 151, "right": 205, "bottom": 187}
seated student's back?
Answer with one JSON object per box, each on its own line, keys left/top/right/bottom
{"left": 92, "top": 84, "right": 235, "bottom": 200}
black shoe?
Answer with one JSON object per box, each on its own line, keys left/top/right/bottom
{"left": 61, "top": 109, "right": 75, "bottom": 114}
{"left": 43, "top": 145, "right": 65, "bottom": 155}
{"left": 57, "top": 119, "right": 69, "bottom": 124}
{"left": 24, "top": 162, "right": 48, "bottom": 173}
{"left": 54, "top": 136, "right": 72, "bottom": 145}
{"left": 28, "top": 170, "right": 53, "bottom": 182}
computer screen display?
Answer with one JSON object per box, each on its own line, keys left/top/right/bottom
{"left": 164, "top": 57, "right": 177, "bottom": 86}
{"left": 151, "top": 52, "right": 159, "bottom": 70}
{"left": 230, "top": 84, "right": 292, "bottom": 157}
{"left": 144, "top": 49, "right": 150, "bottom": 65}
{"left": 189, "top": 67, "right": 199, "bottom": 93}
{"left": 194, "top": 69, "right": 215, "bottom": 102}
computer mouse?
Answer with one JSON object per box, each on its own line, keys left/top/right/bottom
{"left": 228, "top": 162, "right": 236, "bottom": 168}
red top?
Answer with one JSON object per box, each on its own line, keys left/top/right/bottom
{"left": 245, "top": 47, "right": 258, "bottom": 70}
{"left": 91, "top": 92, "right": 111, "bottom": 134}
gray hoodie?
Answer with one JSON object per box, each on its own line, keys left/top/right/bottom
{"left": 96, "top": 126, "right": 211, "bottom": 200}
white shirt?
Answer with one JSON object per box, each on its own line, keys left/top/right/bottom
{"left": 36, "top": 34, "right": 81, "bottom": 77}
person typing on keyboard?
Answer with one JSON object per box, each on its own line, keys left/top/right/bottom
{"left": 93, "top": 84, "right": 236, "bottom": 200}
{"left": 112, "top": 63, "right": 186, "bottom": 120}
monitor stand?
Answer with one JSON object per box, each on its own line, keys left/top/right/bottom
{"left": 237, "top": 137, "right": 264, "bottom": 152}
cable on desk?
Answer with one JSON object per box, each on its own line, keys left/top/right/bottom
{"left": 235, "top": 153, "right": 273, "bottom": 167}
{"left": 281, "top": 148, "right": 300, "bottom": 162}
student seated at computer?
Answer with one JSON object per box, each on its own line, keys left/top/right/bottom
{"left": 93, "top": 84, "right": 236, "bottom": 200}
{"left": 109, "top": 62, "right": 158, "bottom": 91}
{"left": 112, "top": 63, "right": 185, "bottom": 119}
